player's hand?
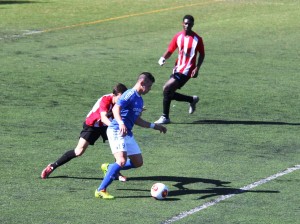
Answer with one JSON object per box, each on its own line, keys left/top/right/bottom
{"left": 119, "top": 124, "right": 128, "bottom": 137}
{"left": 158, "top": 57, "right": 166, "bottom": 66}
{"left": 154, "top": 124, "right": 167, "bottom": 134}
{"left": 191, "top": 68, "right": 199, "bottom": 78}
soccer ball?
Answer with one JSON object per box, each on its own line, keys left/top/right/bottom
{"left": 151, "top": 183, "right": 168, "bottom": 200}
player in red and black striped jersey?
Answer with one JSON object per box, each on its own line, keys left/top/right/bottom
{"left": 155, "top": 15, "right": 205, "bottom": 124}
{"left": 41, "top": 83, "right": 127, "bottom": 180}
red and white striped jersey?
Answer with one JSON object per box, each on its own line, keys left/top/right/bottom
{"left": 168, "top": 31, "right": 205, "bottom": 77}
{"left": 85, "top": 94, "right": 114, "bottom": 127}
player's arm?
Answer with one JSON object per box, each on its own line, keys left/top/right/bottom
{"left": 158, "top": 35, "right": 177, "bottom": 66}
{"left": 112, "top": 104, "right": 127, "bottom": 136}
{"left": 158, "top": 51, "right": 172, "bottom": 66}
{"left": 191, "top": 41, "right": 205, "bottom": 78}
{"left": 135, "top": 116, "right": 167, "bottom": 134}
{"left": 99, "top": 97, "right": 113, "bottom": 126}
{"left": 100, "top": 111, "right": 111, "bottom": 126}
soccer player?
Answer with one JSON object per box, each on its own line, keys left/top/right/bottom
{"left": 155, "top": 15, "right": 205, "bottom": 124}
{"left": 95, "top": 72, "right": 167, "bottom": 199}
{"left": 41, "top": 83, "right": 128, "bottom": 181}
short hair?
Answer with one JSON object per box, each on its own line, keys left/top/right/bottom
{"left": 183, "top": 15, "right": 194, "bottom": 23}
{"left": 138, "top": 72, "right": 155, "bottom": 83}
{"left": 112, "top": 83, "right": 127, "bottom": 95}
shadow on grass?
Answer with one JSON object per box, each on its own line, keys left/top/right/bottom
{"left": 49, "top": 175, "right": 100, "bottom": 180}
{"left": 49, "top": 175, "right": 279, "bottom": 200}
{"left": 175, "top": 119, "right": 300, "bottom": 126}
{"left": 120, "top": 176, "right": 279, "bottom": 199}
{"left": 0, "top": 1, "right": 38, "bottom": 4}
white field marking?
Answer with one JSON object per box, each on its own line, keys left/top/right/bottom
{"left": 163, "top": 165, "right": 300, "bottom": 224}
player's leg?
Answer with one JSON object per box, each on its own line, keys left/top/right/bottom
{"left": 115, "top": 135, "right": 143, "bottom": 181}
{"left": 128, "top": 154, "right": 143, "bottom": 168}
{"left": 125, "top": 135, "right": 143, "bottom": 168}
{"left": 171, "top": 75, "right": 199, "bottom": 114}
{"left": 172, "top": 92, "right": 194, "bottom": 102}
{"left": 41, "top": 124, "right": 99, "bottom": 179}
{"left": 163, "top": 77, "right": 179, "bottom": 119}
{"left": 155, "top": 77, "right": 179, "bottom": 124}
{"left": 99, "top": 151, "right": 126, "bottom": 189}
{"left": 95, "top": 128, "right": 126, "bottom": 199}
{"left": 40, "top": 137, "right": 89, "bottom": 179}
{"left": 95, "top": 151, "right": 126, "bottom": 199}
{"left": 172, "top": 92, "right": 199, "bottom": 113}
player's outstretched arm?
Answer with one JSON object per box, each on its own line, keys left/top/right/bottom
{"left": 135, "top": 117, "right": 167, "bottom": 134}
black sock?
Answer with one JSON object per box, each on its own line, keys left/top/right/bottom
{"left": 52, "top": 150, "right": 77, "bottom": 170}
{"left": 173, "top": 92, "right": 193, "bottom": 103}
{"left": 163, "top": 92, "right": 172, "bottom": 119}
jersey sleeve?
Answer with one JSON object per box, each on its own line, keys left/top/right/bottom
{"left": 117, "top": 90, "right": 131, "bottom": 108}
{"left": 99, "top": 95, "right": 112, "bottom": 113}
{"left": 167, "top": 33, "right": 180, "bottom": 53}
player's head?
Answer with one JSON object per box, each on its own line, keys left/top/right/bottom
{"left": 138, "top": 72, "right": 155, "bottom": 83}
{"left": 137, "top": 72, "right": 155, "bottom": 95}
{"left": 183, "top": 15, "right": 194, "bottom": 23}
{"left": 113, "top": 83, "right": 127, "bottom": 96}
{"left": 182, "top": 15, "right": 194, "bottom": 32}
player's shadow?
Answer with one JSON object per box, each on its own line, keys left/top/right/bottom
{"left": 175, "top": 119, "right": 300, "bottom": 126}
{"left": 117, "top": 176, "right": 279, "bottom": 200}
{"left": 48, "top": 175, "right": 279, "bottom": 200}
{"left": 49, "top": 175, "right": 100, "bottom": 180}
{"left": 0, "top": 1, "right": 38, "bottom": 4}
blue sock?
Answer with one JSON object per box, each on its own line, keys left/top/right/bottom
{"left": 121, "top": 159, "right": 136, "bottom": 170}
{"left": 98, "top": 163, "right": 121, "bottom": 191}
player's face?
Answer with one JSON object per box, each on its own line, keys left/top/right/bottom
{"left": 141, "top": 80, "right": 153, "bottom": 95}
{"left": 182, "top": 19, "right": 194, "bottom": 32}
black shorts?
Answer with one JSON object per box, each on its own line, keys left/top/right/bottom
{"left": 170, "top": 73, "right": 190, "bottom": 89}
{"left": 79, "top": 122, "right": 108, "bottom": 145}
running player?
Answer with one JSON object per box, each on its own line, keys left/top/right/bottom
{"left": 155, "top": 15, "right": 205, "bottom": 124}
{"left": 95, "top": 72, "right": 167, "bottom": 199}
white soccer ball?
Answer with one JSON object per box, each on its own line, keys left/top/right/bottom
{"left": 151, "top": 183, "right": 168, "bottom": 200}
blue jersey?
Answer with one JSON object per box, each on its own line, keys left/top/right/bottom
{"left": 109, "top": 88, "right": 143, "bottom": 136}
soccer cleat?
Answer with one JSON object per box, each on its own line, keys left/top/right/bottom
{"left": 41, "top": 164, "right": 54, "bottom": 179}
{"left": 189, "top": 96, "right": 199, "bottom": 114}
{"left": 95, "top": 189, "right": 114, "bottom": 199}
{"left": 154, "top": 116, "right": 170, "bottom": 124}
{"left": 101, "top": 163, "right": 109, "bottom": 176}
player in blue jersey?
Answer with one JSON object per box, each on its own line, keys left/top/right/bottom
{"left": 95, "top": 72, "right": 167, "bottom": 199}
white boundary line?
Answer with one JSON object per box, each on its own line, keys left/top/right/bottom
{"left": 163, "top": 165, "right": 300, "bottom": 224}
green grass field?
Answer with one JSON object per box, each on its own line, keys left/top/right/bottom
{"left": 1, "top": 0, "right": 299, "bottom": 223}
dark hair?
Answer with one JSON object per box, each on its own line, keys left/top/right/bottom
{"left": 183, "top": 15, "right": 194, "bottom": 23}
{"left": 113, "top": 83, "right": 127, "bottom": 95}
{"left": 138, "top": 72, "right": 155, "bottom": 83}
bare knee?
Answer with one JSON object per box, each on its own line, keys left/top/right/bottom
{"left": 74, "top": 147, "right": 86, "bottom": 156}
{"left": 114, "top": 152, "right": 128, "bottom": 167}
{"left": 133, "top": 160, "right": 143, "bottom": 168}
{"left": 116, "top": 158, "right": 127, "bottom": 167}
{"left": 74, "top": 138, "right": 89, "bottom": 156}
{"left": 129, "top": 156, "right": 143, "bottom": 168}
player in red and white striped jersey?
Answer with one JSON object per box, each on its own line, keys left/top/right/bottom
{"left": 155, "top": 15, "right": 205, "bottom": 124}
{"left": 41, "top": 83, "right": 127, "bottom": 180}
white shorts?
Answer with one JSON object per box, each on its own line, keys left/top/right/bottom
{"left": 107, "top": 128, "right": 141, "bottom": 156}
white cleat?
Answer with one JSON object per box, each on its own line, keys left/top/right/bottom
{"left": 154, "top": 116, "right": 170, "bottom": 124}
{"left": 189, "top": 96, "right": 199, "bottom": 114}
